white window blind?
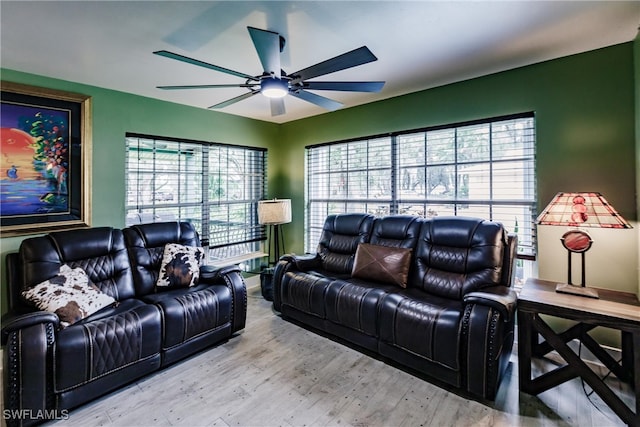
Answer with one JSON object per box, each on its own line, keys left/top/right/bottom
{"left": 306, "top": 136, "right": 393, "bottom": 251}
{"left": 125, "top": 134, "right": 267, "bottom": 262}
{"left": 305, "top": 114, "right": 536, "bottom": 263}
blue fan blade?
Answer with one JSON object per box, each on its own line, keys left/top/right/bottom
{"left": 270, "top": 98, "right": 286, "bottom": 116}
{"left": 158, "top": 84, "right": 257, "bottom": 90}
{"left": 303, "top": 81, "right": 384, "bottom": 92}
{"left": 291, "top": 46, "right": 377, "bottom": 82}
{"left": 209, "top": 90, "right": 260, "bottom": 109}
{"left": 290, "top": 90, "right": 343, "bottom": 111}
{"left": 248, "top": 27, "right": 282, "bottom": 77}
{"left": 154, "top": 50, "right": 257, "bottom": 81}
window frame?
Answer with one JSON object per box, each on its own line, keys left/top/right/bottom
{"left": 125, "top": 133, "right": 267, "bottom": 263}
{"left": 305, "top": 113, "right": 537, "bottom": 261}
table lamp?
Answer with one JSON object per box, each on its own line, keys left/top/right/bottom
{"left": 535, "top": 192, "right": 631, "bottom": 298}
{"left": 258, "top": 199, "right": 292, "bottom": 265}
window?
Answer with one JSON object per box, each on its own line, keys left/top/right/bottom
{"left": 306, "top": 114, "right": 536, "bottom": 285}
{"left": 126, "top": 134, "right": 267, "bottom": 263}
{"left": 306, "top": 136, "right": 393, "bottom": 250}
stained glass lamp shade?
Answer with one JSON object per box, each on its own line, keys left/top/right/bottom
{"left": 535, "top": 192, "right": 631, "bottom": 298}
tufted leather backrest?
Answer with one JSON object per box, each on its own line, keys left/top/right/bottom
{"left": 410, "top": 216, "right": 508, "bottom": 300}
{"left": 317, "top": 213, "right": 375, "bottom": 274}
{"left": 370, "top": 215, "right": 422, "bottom": 249}
{"left": 123, "top": 221, "right": 200, "bottom": 296}
{"left": 18, "top": 227, "right": 135, "bottom": 301}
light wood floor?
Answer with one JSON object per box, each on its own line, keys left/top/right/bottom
{"left": 28, "top": 285, "right": 635, "bottom": 426}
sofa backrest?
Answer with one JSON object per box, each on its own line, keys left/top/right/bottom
{"left": 317, "top": 213, "right": 374, "bottom": 274}
{"left": 370, "top": 215, "right": 422, "bottom": 249}
{"left": 123, "top": 221, "right": 200, "bottom": 296}
{"left": 17, "top": 227, "right": 135, "bottom": 302}
{"left": 410, "top": 216, "right": 509, "bottom": 299}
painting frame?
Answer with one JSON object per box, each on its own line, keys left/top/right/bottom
{"left": 1, "top": 81, "right": 92, "bottom": 237}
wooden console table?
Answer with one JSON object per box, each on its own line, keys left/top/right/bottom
{"left": 517, "top": 278, "right": 640, "bottom": 426}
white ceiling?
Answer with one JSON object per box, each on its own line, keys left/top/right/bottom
{"left": 1, "top": 1, "right": 639, "bottom": 124}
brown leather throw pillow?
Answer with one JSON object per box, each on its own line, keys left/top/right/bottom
{"left": 351, "top": 243, "right": 412, "bottom": 288}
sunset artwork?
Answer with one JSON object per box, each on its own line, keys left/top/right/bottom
{"left": 1, "top": 102, "right": 71, "bottom": 217}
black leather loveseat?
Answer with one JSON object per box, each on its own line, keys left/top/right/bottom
{"left": 273, "top": 214, "right": 517, "bottom": 400}
{"left": 2, "top": 222, "right": 246, "bottom": 426}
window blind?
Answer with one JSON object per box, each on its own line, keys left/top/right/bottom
{"left": 305, "top": 113, "right": 536, "bottom": 260}
{"left": 125, "top": 134, "right": 267, "bottom": 262}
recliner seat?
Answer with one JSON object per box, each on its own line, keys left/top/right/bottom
{"left": 273, "top": 213, "right": 517, "bottom": 400}
{"left": 2, "top": 222, "right": 247, "bottom": 427}
{"left": 124, "top": 222, "right": 245, "bottom": 365}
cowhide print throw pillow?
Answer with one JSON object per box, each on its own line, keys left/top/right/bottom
{"left": 22, "top": 264, "right": 116, "bottom": 328}
{"left": 156, "top": 243, "right": 206, "bottom": 289}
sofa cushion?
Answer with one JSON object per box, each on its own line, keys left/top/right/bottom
{"left": 55, "top": 299, "right": 162, "bottom": 391}
{"left": 378, "top": 289, "right": 463, "bottom": 371}
{"left": 124, "top": 221, "right": 201, "bottom": 296}
{"left": 22, "top": 265, "right": 116, "bottom": 327}
{"left": 369, "top": 215, "right": 422, "bottom": 248}
{"left": 352, "top": 243, "right": 412, "bottom": 288}
{"left": 324, "top": 279, "right": 396, "bottom": 336}
{"left": 19, "top": 227, "right": 136, "bottom": 301}
{"left": 411, "top": 217, "right": 506, "bottom": 299}
{"left": 156, "top": 243, "right": 205, "bottom": 288}
{"left": 142, "top": 283, "right": 232, "bottom": 349}
{"left": 280, "top": 271, "right": 334, "bottom": 319}
{"left": 317, "top": 213, "right": 375, "bottom": 274}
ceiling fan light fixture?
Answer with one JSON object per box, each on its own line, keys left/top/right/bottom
{"left": 261, "top": 77, "right": 288, "bottom": 98}
{"left": 155, "top": 27, "right": 383, "bottom": 116}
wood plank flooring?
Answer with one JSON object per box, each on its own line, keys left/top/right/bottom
{"left": 21, "top": 285, "right": 637, "bottom": 426}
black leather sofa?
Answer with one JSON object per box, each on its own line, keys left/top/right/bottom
{"left": 2, "top": 222, "right": 246, "bottom": 426}
{"left": 273, "top": 214, "right": 517, "bottom": 400}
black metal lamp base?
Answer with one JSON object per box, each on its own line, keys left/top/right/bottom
{"left": 555, "top": 283, "right": 599, "bottom": 299}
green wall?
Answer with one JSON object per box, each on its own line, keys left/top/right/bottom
{"left": 274, "top": 42, "right": 638, "bottom": 261}
{"left": 1, "top": 41, "right": 638, "bottom": 319}
{"left": 0, "top": 69, "right": 280, "bottom": 315}
{"left": 271, "top": 42, "right": 638, "bottom": 350}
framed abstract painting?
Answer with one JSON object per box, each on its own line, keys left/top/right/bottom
{"left": 1, "top": 82, "right": 92, "bottom": 236}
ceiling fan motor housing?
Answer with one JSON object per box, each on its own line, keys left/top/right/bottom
{"left": 261, "top": 77, "right": 288, "bottom": 98}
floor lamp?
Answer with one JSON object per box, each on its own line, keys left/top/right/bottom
{"left": 258, "top": 199, "right": 292, "bottom": 266}
{"left": 536, "top": 192, "right": 631, "bottom": 298}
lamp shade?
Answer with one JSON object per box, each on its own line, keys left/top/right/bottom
{"left": 258, "top": 199, "right": 292, "bottom": 225}
{"left": 536, "top": 192, "right": 631, "bottom": 229}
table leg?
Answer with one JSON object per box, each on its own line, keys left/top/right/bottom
{"left": 632, "top": 330, "right": 640, "bottom": 426}
{"left": 518, "top": 311, "right": 538, "bottom": 394}
{"left": 581, "top": 330, "right": 630, "bottom": 383}
{"left": 533, "top": 315, "right": 637, "bottom": 426}
{"left": 517, "top": 311, "right": 534, "bottom": 393}
{"left": 532, "top": 322, "right": 588, "bottom": 358}
{"left": 622, "top": 331, "right": 636, "bottom": 388}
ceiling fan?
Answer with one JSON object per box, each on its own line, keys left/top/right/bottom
{"left": 154, "top": 26, "right": 385, "bottom": 116}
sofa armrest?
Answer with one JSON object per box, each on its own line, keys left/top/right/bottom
{"left": 199, "top": 265, "right": 247, "bottom": 333}
{"left": 501, "top": 233, "right": 518, "bottom": 287}
{"left": 2, "top": 312, "right": 57, "bottom": 426}
{"left": 464, "top": 286, "right": 517, "bottom": 322}
{"left": 2, "top": 311, "right": 59, "bottom": 345}
{"left": 272, "top": 254, "right": 321, "bottom": 312}
{"left": 199, "top": 264, "right": 241, "bottom": 283}
{"left": 280, "top": 253, "right": 322, "bottom": 271}
{"left": 462, "top": 286, "right": 517, "bottom": 399}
